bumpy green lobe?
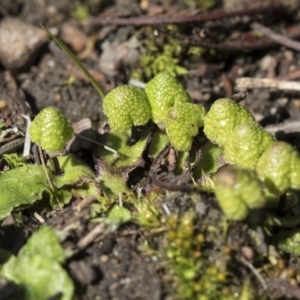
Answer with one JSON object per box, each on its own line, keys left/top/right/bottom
{"left": 256, "top": 141, "right": 300, "bottom": 195}
{"left": 203, "top": 98, "right": 254, "bottom": 147}
{"left": 29, "top": 107, "right": 73, "bottom": 155}
{"left": 145, "top": 72, "right": 191, "bottom": 128}
{"left": 165, "top": 102, "right": 206, "bottom": 151}
{"left": 214, "top": 166, "right": 266, "bottom": 221}
{"left": 224, "top": 122, "right": 275, "bottom": 169}
{"left": 0, "top": 226, "right": 73, "bottom": 300}
{"left": 103, "top": 85, "right": 151, "bottom": 132}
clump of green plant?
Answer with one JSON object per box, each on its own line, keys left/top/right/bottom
{"left": 103, "top": 72, "right": 207, "bottom": 152}
{"left": 203, "top": 98, "right": 300, "bottom": 220}
{"left": 3, "top": 26, "right": 300, "bottom": 300}
{"left": 144, "top": 71, "right": 191, "bottom": 127}
{"left": 204, "top": 98, "right": 275, "bottom": 170}
{"left": 133, "top": 30, "right": 188, "bottom": 80}
{"left": 102, "top": 74, "right": 300, "bottom": 222}
{"left": 0, "top": 104, "right": 101, "bottom": 218}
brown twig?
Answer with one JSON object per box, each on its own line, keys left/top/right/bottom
{"left": 251, "top": 22, "right": 300, "bottom": 52}
{"left": 51, "top": 156, "right": 63, "bottom": 176}
{"left": 237, "top": 256, "right": 269, "bottom": 296}
{"left": 266, "top": 278, "right": 300, "bottom": 300}
{"left": 77, "top": 223, "right": 106, "bottom": 250}
{"left": 156, "top": 24, "right": 300, "bottom": 52}
{"left": 85, "top": 5, "right": 282, "bottom": 27}
{"left": 235, "top": 77, "right": 300, "bottom": 92}
{"left": 277, "top": 69, "right": 300, "bottom": 81}
{"left": 265, "top": 120, "right": 300, "bottom": 135}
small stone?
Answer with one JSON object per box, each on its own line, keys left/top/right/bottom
{"left": 0, "top": 18, "right": 49, "bottom": 71}
{"left": 0, "top": 100, "right": 7, "bottom": 110}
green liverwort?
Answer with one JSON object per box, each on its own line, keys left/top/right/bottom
{"left": 224, "top": 121, "right": 274, "bottom": 170}
{"left": 145, "top": 72, "right": 191, "bottom": 129}
{"left": 256, "top": 141, "right": 300, "bottom": 195}
{"left": 214, "top": 166, "right": 266, "bottom": 221}
{"left": 29, "top": 107, "right": 73, "bottom": 156}
{"left": 204, "top": 98, "right": 254, "bottom": 147}
{"left": 165, "top": 102, "right": 206, "bottom": 151}
{"left": 103, "top": 85, "right": 151, "bottom": 132}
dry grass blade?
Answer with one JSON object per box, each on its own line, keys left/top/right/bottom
{"left": 41, "top": 25, "right": 106, "bottom": 99}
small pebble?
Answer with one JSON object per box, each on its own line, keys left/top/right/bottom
{"left": 0, "top": 18, "right": 49, "bottom": 71}
{"left": 0, "top": 100, "right": 7, "bottom": 110}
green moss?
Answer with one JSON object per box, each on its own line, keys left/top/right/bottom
{"left": 164, "top": 211, "right": 230, "bottom": 299}
{"left": 135, "top": 32, "right": 188, "bottom": 80}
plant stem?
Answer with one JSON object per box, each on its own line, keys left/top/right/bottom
{"left": 38, "top": 146, "right": 62, "bottom": 208}
{"left": 51, "top": 156, "right": 64, "bottom": 176}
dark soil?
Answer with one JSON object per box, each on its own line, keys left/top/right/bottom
{"left": 1, "top": 0, "right": 300, "bottom": 299}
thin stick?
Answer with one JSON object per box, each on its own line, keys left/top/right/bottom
{"left": 235, "top": 77, "right": 300, "bottom": 92}
{"left": 34, "top": 212, "right": 45, "bottom": 224}
{"left": 21, "top": 114, "right": 31, "bottom": 157}
{"left": 265, "top": 120, "right": 300, "bottom": 135}
{"left": 51, "top": 156, "right": 63, "bottom": 176}
{"left": 77, "top": 223, "right": 105, "bottom": 250}
{"left": 86, "top": 5, "right": 281, "bottom": 26}
{"left": 238, "top": 256, "right": 269, "bottom": 294}
{"left": 251, "top": 22, "right": 300, "bottom": 52}
{"left": 75, "top": 133, "right": 118, "bottom": 158}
